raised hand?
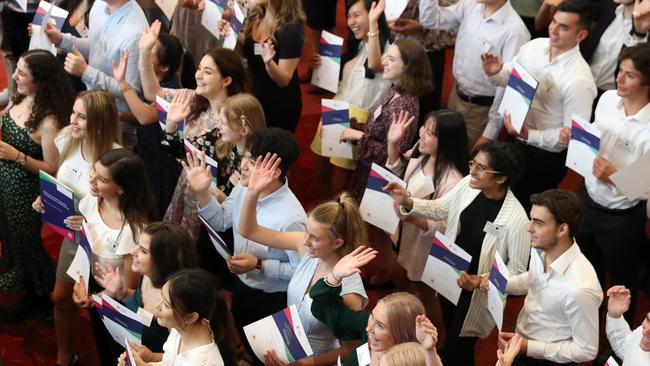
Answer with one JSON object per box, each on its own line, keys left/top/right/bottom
{"left": 139, "top": 20, "right": 161, "bottom": 51}
{"left": 93, "top": 261, "right": 123, "bottom": 299}
{"left": 606, "top": 285, "right": 631, "bottom": 318}
{"left": 166, "top": 89, "right": 193, "bottom": 129}
{"left": 368, "top": 0, "right": 386, "bottom": 26}
{"left": 633, "top": 0, "right": 650, "bottom": 33}
{"left": 387, "top": 110, "right": 415, "bottom": 144}
{"left": 415, "top": 315, "right": 438, "bottom": 350}
{"left": 248, "top": 153, "right": 281, "bottom": 196}
{"left": 112, "top": 49, "right": 129, "bottom": 83}
{"left": 181, "top": 149, "right": 213, "bottom": 196}
{"left": 481, "top": 53, "right": 503, "bottom": 77}
{"left": 331, "top": 246, "right": 378, "bottom": 282}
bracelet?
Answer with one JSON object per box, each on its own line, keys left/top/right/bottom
{"left": 13, "top": 150, "right": 21, "bottom": 162}
{"left": 367, "top": 31, "right": 379, "bottom": 38}
{"left": 630, "top": 22, "right": 648, "bottom": 38}
{"left": 331, "top": 272, "right": 341, "bottom": 283}
{"left": 323, "top": 275, "right": 340, "bottom": 288}
{"left": 120, "top": 82, "right": 133, "bottom": 94}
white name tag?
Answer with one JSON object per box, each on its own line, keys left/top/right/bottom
{"left": 356, "top": 343, "right": 371, "bottom": 366}
{"left": 483, "top": 221, "right": 504, "bottom": 238}
{"left": 373, "top": 105, "right": 382, "bottom": 121}
{"left": 477, "top": 36, "right": 492, "bottom": 53}
{"left": 254, "top": 43, "right": 263, "bottom": 55}
{"left": 229, "top": 171, "right": 241, "bottom": 186}
{"left": 137, "top": 307, "right": 154, "bottom": 327}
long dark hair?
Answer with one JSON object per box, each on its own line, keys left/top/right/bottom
{"left": 341, "top": 0, "right": 390, "bottom": 80}
{"left": 187, "top": 49, "right": 250, "bottom": 122}
{"left": 96, "top": 148, "right": 156, "bottom": 240}
{"left": 144, "top": 222, "right": 198, "bottom": 288}
{"left": 12, "top": 50, "right": 75, "bottom": 132}
{"left": 167, "top": 269, "right": 237, "bottom": 365}
{"left": 412, "top": 110, "right": 468, "bottom": 189}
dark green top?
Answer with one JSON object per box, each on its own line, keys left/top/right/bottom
{"left": 309, "top": 278, "right": 370, "bottom": 366}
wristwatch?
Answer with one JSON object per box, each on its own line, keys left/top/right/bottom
{"left": 16, "top": 152, "right": 26, "bottom": 166}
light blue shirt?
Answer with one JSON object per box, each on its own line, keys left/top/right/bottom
{"left": 58, "top": 0, "right": 147, "bottom": 113}
{"left": 287, "top": 255, "right": 368, "bottom": 355}
{"left": 198, "top": 181, "right": 305, "bottom": 293}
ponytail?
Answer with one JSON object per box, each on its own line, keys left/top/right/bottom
{"left": 310, "top": 192, "right": 368, "bottom": 255}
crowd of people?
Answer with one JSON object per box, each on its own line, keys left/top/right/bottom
{"left": 0, "top": 0, "right": 649, "bottom": 365}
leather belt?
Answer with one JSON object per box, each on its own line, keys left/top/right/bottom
{"left": 456, "top": 88, "right": 494, "bottom": 106}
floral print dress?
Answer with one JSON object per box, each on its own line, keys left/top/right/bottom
{"left": 0, "top": 111, "right": 55, "bottom": 296}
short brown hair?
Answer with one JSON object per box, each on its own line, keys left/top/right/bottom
{"left": 393, "top": 39, "right": 433, "bottom": 97}
{"left": 619, "top": 43, "right": 650, "bottom": 97}
{"left": 530, "top": 189, "right": 583, "bottom": 239}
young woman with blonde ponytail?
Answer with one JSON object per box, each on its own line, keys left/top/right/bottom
{"left": 238, "top": 153, "right": 369, "bottom": 366}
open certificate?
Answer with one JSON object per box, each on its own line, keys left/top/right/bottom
{"left": 243, "top": 305, "right": 313, "bottom": 364}
{"left": 311, "top": 31, "right": 343, "bottom": 93}
{"left": 421, "top": 231, "right": 472, "bottom": 305}
{"left": 201, "top": 0, "right": 228, "bottom": 38}
{"left": 487, "top": 251, "right": 510, "bottom": 331}
{"left": 321, "top": 99, "right": 353, "bottom": 159}
{"left": 498, "top": 61, "right": 538, "bottom": 134}
{"left": 359, "top": 163, "right": 406, "bottom": 234}
{"left": 66, "top": 223, "right": 93, "bottom": 292}
{"left": 223, "top": 1, "right": 245, "bottom": 50}
{"left": 611, "top": 149, "right": 650, "bottom": 200}
{"left": 39, "top": 170, "right": 76, "bottom": 241}
{"left": 565, "top": 115, "right": 600, "bottom": 179}
{"left": 99, "top": 293, "right": 143, "bottom": 347}
{"left": 384, "top": 0, "right": 408, "bottom": 20}
{"left": 156, "top": 96, "right": 184, "bottom": 137}
{"left": 29, "top": 1, "right": 69, "bottom": 55}
{"left": 198, "top": 215, "right": 231, "bottom": 260}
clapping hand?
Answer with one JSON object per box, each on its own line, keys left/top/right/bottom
{"left": 606, "top": 285, "right": 631, "bottom": 318}
{"left": 248, "top": 153, "right": 281, "bottom": 196}
{"left": 387, "top": 110, "right": 415, "bottom": 145}
{"left": 415, "top": 315, "right": 438, "bottom": 351}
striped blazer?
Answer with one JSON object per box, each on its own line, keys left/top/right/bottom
{"left": 407, "top": 175, "right": 531, "bottom": 338}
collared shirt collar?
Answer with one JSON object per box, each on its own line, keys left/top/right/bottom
{"left": 548, "top": 241, "right": 581, "bottom": 275}
{"left": 484, "top": 0, "right": 513, "bottom": 24}
{"left": 104, "top": 0, "right": 133, "bottom": 18}
{"left": 542, "top": 41, "right": 581, "bottom": 65}
{"left": 257, "top": 179, "right": 291, "bottom": 206}
{"left": 616, "top": 97, "right": 650, "bottom": 122}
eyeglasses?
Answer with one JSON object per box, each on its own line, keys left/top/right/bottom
{"left": 468, "top": 160, "right": 501, "bottom": 175}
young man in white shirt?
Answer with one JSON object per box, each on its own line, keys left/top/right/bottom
{"left": 576, "top": 43, "right": 650, "bottom": 325}
{"left": 418, "top": 0, "right": 530, "bottom": 150}
{"left": 481, "top": 0, "right": 597, "bottom": 210}
{"left": 502, "top": 189, "right": 603, "bottom": 365}
{"left": 605, "top": 285, "right": 650, "bottom": 365}
{"left": 186, "top": 128, "right": 306, "bottom": 364}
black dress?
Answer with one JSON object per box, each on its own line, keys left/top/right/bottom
{"left": 243, "top": 23, "right": 304, "bottom": 132}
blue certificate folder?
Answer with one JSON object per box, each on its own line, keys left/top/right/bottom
{"left": 39, "top": 170, "right": 76, "bottom": 241}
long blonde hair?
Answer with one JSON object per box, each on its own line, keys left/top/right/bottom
{"left": 59, "top": 90, "right": 121, "bottom": 166}
{"left": 381, "top": 343, "right": 427, "bottom": 366}
{"left": 215, "top": 94, "right": 266, "bottom": 159}
{"left": 378, "top": 292, "right": 424, "bottom": 344}
{"left": 309, "top": 192, "right": 367, "bottom": 256}
{"left": 243, "top": 0, "right": 306, "bottom": 41}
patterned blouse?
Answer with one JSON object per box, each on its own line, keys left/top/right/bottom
{"left": 391, "top": 0, "right": 458, "bottom": 52}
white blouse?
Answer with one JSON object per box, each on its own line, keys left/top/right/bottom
{"left": 153, "top": 329, "right": 224, "bottom": 366}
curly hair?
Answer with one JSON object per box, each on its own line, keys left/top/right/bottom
{"left": 12, "top": 50, "right": 75, "bottom": 132}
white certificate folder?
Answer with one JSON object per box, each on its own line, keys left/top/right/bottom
{"left": 498, "top": 62, "right": 538, "bottom": 133}
{"left": 421, "top": 232, "right": 472, "bottom": 305}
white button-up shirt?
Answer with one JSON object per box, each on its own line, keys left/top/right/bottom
{"left": 590, "top": 4, "right": 647, "bottom": 91}
{"left": 419, "top": 0, "right": 530, "bottom": 138}
{"left": 507, "top": 243, "right": 603, "bottom": 363}
{"left": 606, "top": 315, "right": 650, "bottom": 365}
{"left": 488, "top": 38, "right": 597, "bottom": 152}
{"left": 586, "top": 91, "right": 650, "bottom": 209}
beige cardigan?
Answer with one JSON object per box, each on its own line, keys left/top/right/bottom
{"left": 404, "top": 175, "right": 531, "bottom": 338}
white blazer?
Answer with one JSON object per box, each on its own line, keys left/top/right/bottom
{"left": 405, "top": 175, "right": 531, "bottom": 338}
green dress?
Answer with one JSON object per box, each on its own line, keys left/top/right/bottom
{"left": 310, "top": 278, "right": 370, "bottom": 366}
{"left": 0, "top": 110, "right": 55, "bottom": 296}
